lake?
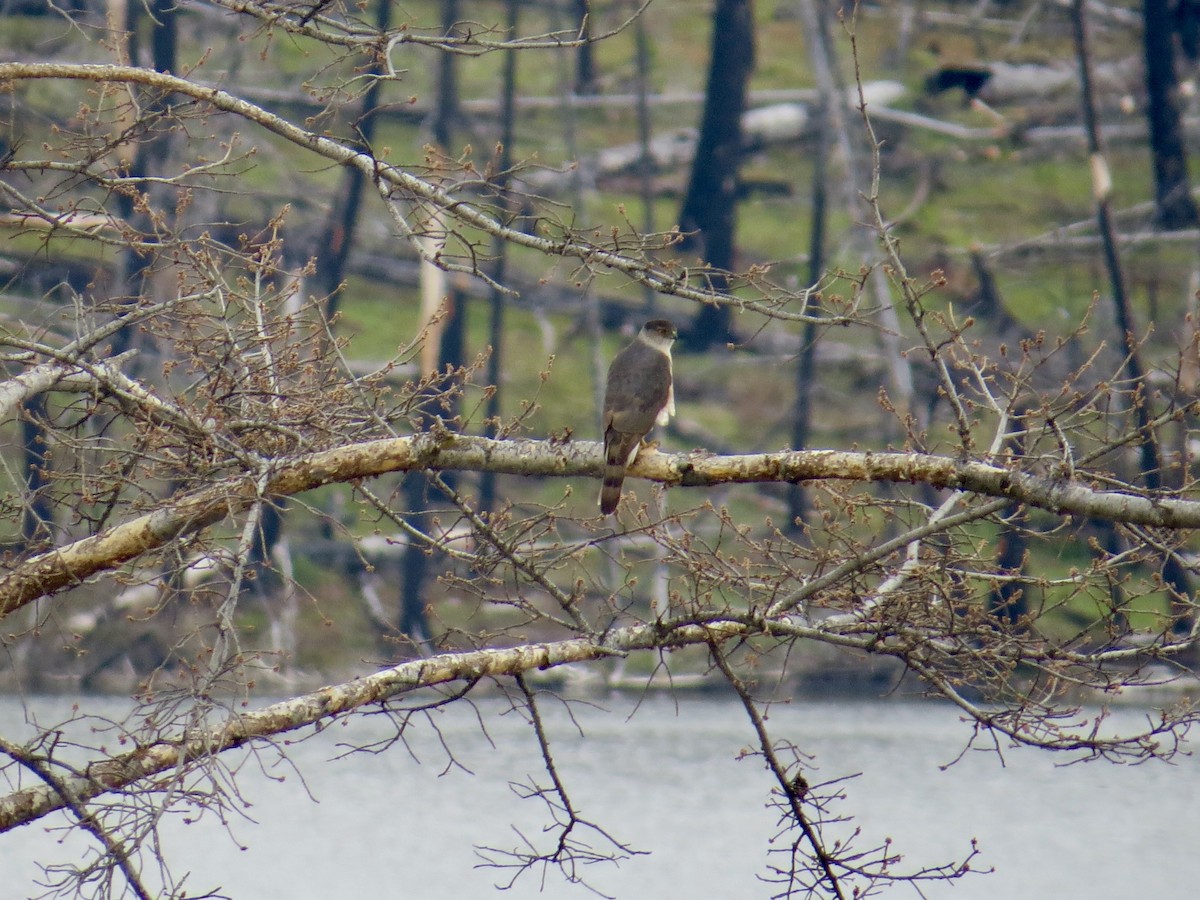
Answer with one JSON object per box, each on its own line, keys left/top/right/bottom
{"left": 1, "top": 691, "right": 1196, "bottom": 899}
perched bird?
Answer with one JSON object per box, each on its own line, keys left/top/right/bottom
{"left": 600, "top": 319, "right": 677, "bottom": 515}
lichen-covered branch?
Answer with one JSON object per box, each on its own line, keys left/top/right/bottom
{"left": 0, "top": 620, "right": 744, "bottom": 834}
{"left": 4, "top": 433, "right": 1200, "bottom": 619}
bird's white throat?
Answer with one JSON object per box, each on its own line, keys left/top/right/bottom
{"left": 639, "top": 331, "right": 675, "bottom": 354}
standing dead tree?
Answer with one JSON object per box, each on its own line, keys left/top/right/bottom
{"left": 1142, "top": 0, "right": 1200, "bottom": 229}
{"left": 677, "top": 0, "right": 756, "bottom": 349}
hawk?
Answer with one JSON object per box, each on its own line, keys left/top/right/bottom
{"left": 600, "top": 319, "right": 678, "bottom": 515}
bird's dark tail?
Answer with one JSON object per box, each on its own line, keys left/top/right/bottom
{"left": 599, "top": 470, "right": 624, "bottom": 515}
{"left": 600, "top": 433, "right": 637, "bottom": 515}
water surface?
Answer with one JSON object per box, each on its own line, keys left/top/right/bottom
{"left": 1, "top": 692, "right": 1195, "bottom": 899}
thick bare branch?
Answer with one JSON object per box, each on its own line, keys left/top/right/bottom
{"left": 0, "top": 621, "right": 744, "bottom": 834}
{"left": 2, "top": 600, "right": 1189, "bottom": 836}
{"left": 5, "top": 433, "right": 1200, "bottom": 619}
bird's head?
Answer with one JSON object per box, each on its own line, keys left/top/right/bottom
{"left": 640, "top": 319, "right": 678, "bottom": 348}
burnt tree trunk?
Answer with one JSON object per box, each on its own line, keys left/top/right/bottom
{"left": 786, "top": 98, "right": 829, "bottom": 534}
{"left": 433, "top": 0, "right": 467, "bottom": 395}
{"left": 111, "top": 0, "right": 177, "bottom": 359}
{"left": 480, "top": 0, "right": 520, "bottom": 514}
{"left": 989, "top": 518, "right": 1029, "bottom": 626}
{"left": 678, "top": 0, "right": 755, "bottom": 350}
{"left": 1074, "top": 0, "right": 1166, "bottom": 489}
{"left": 573, "top": 0, "right": 596, "bottom": 93}
{"left": 396, "top": 0, "right": 467, "bottom": 647}
{"left": 20, "top": 395, "right": 54, "bottom": 550}
{"left": 1178, "top": 0, "right": 1200, "bottom": 65}
{"left": 430, "top": 0, "right": 466, "bottom": 487}
{"left": 989, "top": 427, "right": 1030, "bottom": 627}
{"left": 314, "top": 0, "right": 391, "bottom": 317}
{"left": 1144, "top": 0, "right": 1200, "bottom": 228}
{"left": 1075, "top": 0, "right": 1193, "bottom": 633}
{"left": 634, "top": 1, "right": 657, "bottom": 316}
{"left": 399, "top": 471, "right": 434, "bottom": 648}
{"left": 247, "top": 501, "right": 285, "bottom": 599}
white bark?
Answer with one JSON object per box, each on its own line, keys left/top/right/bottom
{"left": 0, "top": 619, "right": 741, "bottom": 834}
{"left": 5, "top": 434, "right": 1200, "bottom": 619}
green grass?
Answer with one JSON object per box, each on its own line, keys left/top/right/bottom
{"left": 3, "top": 0, "right": 1192, "bottom": 657}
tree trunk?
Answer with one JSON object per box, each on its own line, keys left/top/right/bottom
{"left": 314, "top": 0, "right": 391, "bottom": 317}
{"left": 400, "top": 1, "right": 465, "bottom": 633}
{"left": 480, "top": 0, "right": 520, "bottom": 514}
{"left": 396, "top": 0, "right": 468, "bottom": 647}
{"left": 786, "top": 97, "right": 829, "bottom": 534}
{"left": 1143, "top": 0, "right": 1199, "bottom": 229}
{"left": 20, "top": 394, "right": 53, "bottom": 550}
{"left": 573, "top": 0, "right": 596, "bottom": 93}
{"left": 399, "top": 471, "right": 434, "bottom": 647}
{"left": 110, "top": 0, "right": 177, "bottom": 359}
{"left": 678, "top": 0, "right": 755, "bottom": 350}
{"left": 433, "top": 0, "right": 467, "bottom": 390}
{"left": 1073, "top": 0, "right": 1166, "bottom": 489}
{"left": 1075, "top": 0, "right": 1194, "bottom": 627}
{"left": 634, "top": 3, "right": 658, "bottom": 316}
{"left": 149, "top": 0, "right": 176, "bottom": 74}
{"left": 989, "top": 428, "right": 1029, "bottom": 626}
{"left": 1178, "top": 0, "right": 1200, "bottom": 65}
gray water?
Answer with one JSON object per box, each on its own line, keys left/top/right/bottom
{"left": 1, "top": 691, "right": 1196, "bottom": 899}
